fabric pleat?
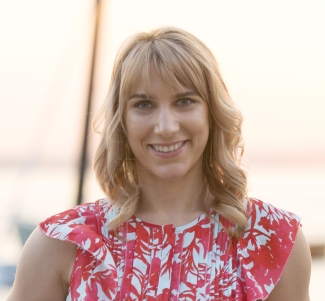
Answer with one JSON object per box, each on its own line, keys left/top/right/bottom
{"left": 39, "top": 198, "right": 301, "bottom": 301}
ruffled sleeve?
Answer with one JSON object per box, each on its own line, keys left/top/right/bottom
{"left": 237, "top": 198, "right": 301, "bottom": 301}
{"left": 39, "top": 200, "right": 117, "bottom": 301}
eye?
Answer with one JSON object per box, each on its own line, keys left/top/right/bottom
{"left": 175, "top": 98, "right": 196, "bottom": 106}
{"left": 134, "top": 100, "right": 153, "bottom": 109}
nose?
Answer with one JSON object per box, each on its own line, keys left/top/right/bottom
{"left": 154, "top": 106, "right": 179, "bottom": 137}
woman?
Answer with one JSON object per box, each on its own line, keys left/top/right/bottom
{"left": 7, "top": 27, "right": 311, "bottom": 301}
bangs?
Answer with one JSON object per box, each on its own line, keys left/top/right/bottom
{"left": 118, "top": 38, "right": 209, "bottom": 104}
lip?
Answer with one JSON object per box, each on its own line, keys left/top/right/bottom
{"left": 149, "top": 140, "right": 187, "bottom": 158}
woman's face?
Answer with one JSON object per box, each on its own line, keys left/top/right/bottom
{"left": 124, "top": 72, "right": 210, "bottom": 182}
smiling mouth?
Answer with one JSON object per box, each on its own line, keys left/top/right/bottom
{"left": 151, "top": 141, "right": 185, "bottom": 153}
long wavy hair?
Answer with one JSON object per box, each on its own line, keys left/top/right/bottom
{"left": 93, "top": 27, "right": 248, "bottom": 239}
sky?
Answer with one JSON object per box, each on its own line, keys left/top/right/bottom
{"left": 1, "top": 0, "right": 325, "bottom": 167}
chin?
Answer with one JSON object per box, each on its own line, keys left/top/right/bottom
{"left": 152, "top": 166, "right": 191, "bottom": 181}
{"left": 156, "top": 173, "right": 185, "bottom": 182}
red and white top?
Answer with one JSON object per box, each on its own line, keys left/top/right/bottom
{"left": 39, "top": 198, "right": 301, "bottom": 301}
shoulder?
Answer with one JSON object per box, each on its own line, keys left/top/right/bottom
{"left": 236, "top": 198, "right": 310, "bottom": 300}
{"left": 240, "top": 198, "right": 302, "bottom": 255}
{"left": 265, "top": 226, "right": 311, "bottom": 301}
{"left": 246, "top": 197, "right": 301, "bottom": 224}
{"left": 39, "top": 198, "right": 116, "bottom": 239}
{"left": 244, "top": 197, "right": 301, "bottom": 242}
{"left": 8, "top": 200, "right": 119, "bottom": 301}
{"left": 7, "top": 227, "right": 76, "bottom": 301}
{"left": 38, "top": 198, "right": 120, "bottom": 258}
{"left": 39, "top": 198, "right": 118, "bottom": 272}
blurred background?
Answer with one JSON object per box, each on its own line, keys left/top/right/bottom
{"left": 0, "top": 0, "right": 324, "bottom": 299}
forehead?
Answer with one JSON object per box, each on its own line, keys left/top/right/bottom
{"left": 130, "top": 71, "right": 191, "bottom": 96}
{"left": 119, "top": 52, "right": 208, "bottom": 105}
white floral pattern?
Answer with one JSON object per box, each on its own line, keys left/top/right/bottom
{"left": 39, "top": 198, "right": 301, "bottom": 301}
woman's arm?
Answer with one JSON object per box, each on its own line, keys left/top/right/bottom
{"left": 6, "top": 227, "right": 76, "bottom": 301}
{"left": 266, "top": 226, "right": 311, "bottom": 301}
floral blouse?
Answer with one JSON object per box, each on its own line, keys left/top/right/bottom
{"left": 39, "top": 198, "right": 301, "bottom": 301}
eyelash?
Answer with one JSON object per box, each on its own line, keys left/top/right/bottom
{"left": 133, "top": 98, "right": 196, "bottom": 109}
{"left": 134, "top": 100, "right": 153, "bottom": 109}
{"left": 175, "top": 98, "right": 196, "bottom": 106}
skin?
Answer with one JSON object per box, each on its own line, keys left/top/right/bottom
{"left": 6, "top": 227, "right": 76, "bottom": 301}
{"left": 125, "top": 73, "right": 210, "bottom": 225}
{"left": 7, "top": 226, "right": 311, "bottom": 301}
{"left": 265, "top": 226, "right": 311, "bottom": 301}
{"left": 6, "top": 73, "right": 311, "bottom": 300}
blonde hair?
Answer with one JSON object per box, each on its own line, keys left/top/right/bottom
{"left": 93, "top": 27, "right": 248, "bottom": 239}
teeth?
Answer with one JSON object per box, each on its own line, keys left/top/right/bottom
{"left": 153, "top": 142, "right": 184, "bottom": 153}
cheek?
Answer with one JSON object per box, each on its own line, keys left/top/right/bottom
{"left": 191, "top": 109, "right": 210, "bottom": 135}
{"left": 125, "top": 111, "right": 139, "bottom": 134}
{"left": 124, "top": 115, "right": 150, "bottom": 150}
{"left": 194, "top": 110, "right": 210, "bottom": 147}
{"left": 185, "top": 118, "right": 209, "bottom": 152}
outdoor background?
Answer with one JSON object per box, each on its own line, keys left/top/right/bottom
{"left": 1, "top": 0, "right": 324, "bottom": 299}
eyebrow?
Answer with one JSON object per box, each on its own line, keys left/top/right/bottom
{"left": 129, "top": 93, "right": 154, "bottom": 100}
{"left": 128, "top": 90, "right": 199, "bottom": 100}
{"left": 174, "top": 91, "right": 199, "bottom": 98}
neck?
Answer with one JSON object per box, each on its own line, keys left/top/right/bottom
{"left": 135, "top": 170, "right": 208, "bottom": 226}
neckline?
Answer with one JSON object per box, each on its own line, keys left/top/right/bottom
{"left": 132, "top": 211, "right": 209, "bottom": 232}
